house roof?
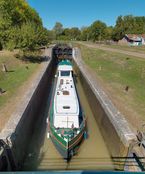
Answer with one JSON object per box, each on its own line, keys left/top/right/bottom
{"left": 125, "top": 34, "right": 145, "bottom": 41}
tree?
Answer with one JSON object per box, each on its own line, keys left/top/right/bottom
{"left": 80, "top": 27, "right": 91, "bottom": 41}
{"left": 0, "top": 0, "right": 50, "bottom": 50}
{"left": 61, "top": 28, "right": 71, "bottom": 40}
{"left": 69, "top": 27, "right": 81, "bottom": 40}
{"left": 53, "top": 22, "right": 63, "bottom": 38}
{"left": 47, "top": 30, "right": 56, "bottom": 42}
{"left": 112, "top": 15, "right": 145, "bottom": 41}
{"left": 104, "top": 26, "right": 113, "bottom": 40}
{"left": 89, "top": 20, "right": 107, "bottom": 41}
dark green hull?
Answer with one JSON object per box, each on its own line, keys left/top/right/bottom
{"left": 50, "top": 126, "right": 85, "bottom": 159}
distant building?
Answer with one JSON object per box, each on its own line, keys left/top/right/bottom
{"left": 118, "top": 34, "right": 145, "bottom": 46}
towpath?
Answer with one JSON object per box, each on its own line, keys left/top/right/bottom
{"left": 79, "top": 42, "right": 145, "bottom": 59}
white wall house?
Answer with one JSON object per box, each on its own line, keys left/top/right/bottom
{"left": 119, "top": 34, "right": 145, "bottom": 46}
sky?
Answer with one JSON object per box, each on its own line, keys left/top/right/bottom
{"left": 27, "top": 0, "right": 145, "bottom": 30}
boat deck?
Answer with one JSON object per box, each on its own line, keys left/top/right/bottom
{"left": 54, "top": 76, "right": 79, "bottom": 129}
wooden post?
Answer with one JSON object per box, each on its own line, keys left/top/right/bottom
{"left": 0, "top": 88, "right": 3, "bottom": 95}
{"left": 0, "top": 88, "right": 6, "bottom": 95}
{"left": 2, "top": 63, "right": 8, "bottom": 72}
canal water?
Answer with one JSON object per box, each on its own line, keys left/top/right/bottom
{"left": 22, "top": 72, "right": 113, "bottom": 171}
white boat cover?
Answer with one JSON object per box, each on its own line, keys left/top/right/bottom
{"left": 54, "top": 66, "right": 79, "bottom": 128}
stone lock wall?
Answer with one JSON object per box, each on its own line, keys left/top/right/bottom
{"left": 73, "top": 47, "right": 136, "bottom": 158}
{"left": 0, "top": 48, "right": 55, "bottom": 170}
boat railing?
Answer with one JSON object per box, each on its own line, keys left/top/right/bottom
{"left": 49, "top": 120, "right": 86, "bottom": 142}
{"left": 79, "top": 119, "right": 86, "bottom": 131}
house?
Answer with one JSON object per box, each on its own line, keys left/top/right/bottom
{"left": 118, "top": 34, "right": 145, "bottom": 46}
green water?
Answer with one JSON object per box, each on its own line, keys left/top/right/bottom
{"left": 22, "top": 77, "right": 113, "bottom": 171}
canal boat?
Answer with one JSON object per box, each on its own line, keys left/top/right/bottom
{"left": 47, "top": 60, "right": 86, "bottom": 160}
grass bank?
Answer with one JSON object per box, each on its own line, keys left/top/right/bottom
{"left": 78, "top": 44, "right": 145, "bottom": 130}
{"left": 0, "top": 51, "right": 40, "bottom": 109}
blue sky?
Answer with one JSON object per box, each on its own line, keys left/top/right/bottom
{"left": 27, "top": 0, "right": 145, "bottom": 29}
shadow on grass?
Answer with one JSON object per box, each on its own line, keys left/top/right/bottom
{"left": 21, "top": 55, "right": 50, "bottom": 64}
{"left": 7, "top": 70, "right": 15, "bottom": 72}
{"left": 14, "top": 49, "right": 50, "bottom": 64}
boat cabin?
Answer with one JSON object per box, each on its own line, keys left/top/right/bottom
{"left": 54, "top": 61, "right": 79, "bottom": 129}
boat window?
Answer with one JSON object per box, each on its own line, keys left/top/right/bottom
{"left": 60, "top": 71, "right": 70, "bottom": 76}
{"left": 63, "top": 106, "right": 70, "bottom": 109}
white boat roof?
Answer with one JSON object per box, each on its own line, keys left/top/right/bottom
{"left": 53, "top": 63, "right": 79, "bottom": 128}
{"left": 58, "top": 65, "right": 73, "bottom": 71}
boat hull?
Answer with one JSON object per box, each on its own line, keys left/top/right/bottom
{"left": 50, "top": 127, "right": 85, "bottom": 159}
{"left": 47, "top": 60, "right": 86, "bottom": 160}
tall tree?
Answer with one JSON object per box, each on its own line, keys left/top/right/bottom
{"left": 0, "top": 0, "right": 50, "bottom": 50}
{"left": 69, "top": 27, "right": 81, "bottom": 40}
{"left": 53, "top": 22, "right": 63, "bottom": 38}
{"left": 80, "top": 27, "right": 90, "bottom": 41}
{"left": 104, "top": 26, "right": 113, "bottom": 40}
{"left": 89, "top": 20, "right": 107, "bottom": 41}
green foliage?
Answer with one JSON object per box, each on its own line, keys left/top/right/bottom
{"left": 53, "top": 22, "right": 63, "bottom": 38}
{"left": 80, "top": 27, "right": 90, "bottom": 41}
{"left": 47, "top": 30, "right": 56, "bottom": 43}
{"left": 104, "top": 26, "right": 113, "bottom": 40}
{"left": 89, "top": 20, "right": 107, "bottom": 41}
{"left": 0, "top": 0, "right": 42, "bottom": 28}
{"left": 68, "top": 27, "right": 81, "bottom": 40}
{"left": 112, "top": 15, "right": 145, "bottom": 41}
{"left": 62, "top": 27, "right": 81, "bottom": 40}
{"left": 57, "top": 35, "right": 70, "bottom": 41}
{"left": 53, "top": 22, "right": 81, "bottom": 41}
{"left": 0, "top": 0, "right": 51, "bottom": 50}
{"left": 79, "top": 15, "right": 145, "bottom": 42}
{"left": 56, "top": 15, "right": 145, "bottom": 42}
{"left": 1, "top": 0, "right": 145, "bottom": 46}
